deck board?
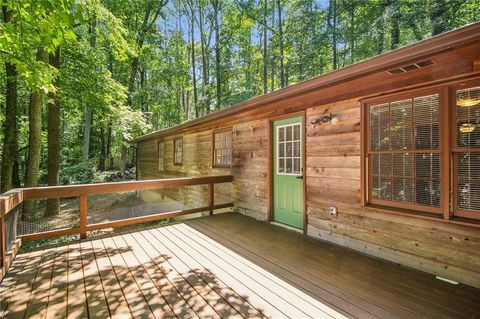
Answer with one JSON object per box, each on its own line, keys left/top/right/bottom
{"left": 125, "top": 232, "right": 199, "bottom": 319}
{"left": 1, "top": 212, "right": 479, "bottom": 319}
{"left": 45, "top": 245, "right": 69, "bottom": 318}
{"left": 66, "top": 242, "right": 88, "bottom": 319}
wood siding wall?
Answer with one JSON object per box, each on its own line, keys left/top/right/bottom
{"left": 137, "top": 120, "right": 269, "bottom": 219}
{"left": 305, "top": 98, "right": 480, "bottom": 289}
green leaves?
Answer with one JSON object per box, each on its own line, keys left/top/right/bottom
{"left": 0, "top": 0, "right": 81, "bottom": 91}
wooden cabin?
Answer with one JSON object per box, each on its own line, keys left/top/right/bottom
{"left": 2, "top": 24, "right": 480, "bottom": 319}
{"left": 134, "top": 23, "right": 480, "bottom": 289}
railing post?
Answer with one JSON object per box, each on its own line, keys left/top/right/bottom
{"left": 208, "top": 183, "right": 214, "bottom": 215}
{"left": 79, "top": 195, "right": 87, "bottom": 239}
{"left": 1, "top": 214, "right": 6, "bottom": 273}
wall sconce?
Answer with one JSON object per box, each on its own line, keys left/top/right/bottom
{"left": 311, "top": 113, "right": 338, "bottom": 128}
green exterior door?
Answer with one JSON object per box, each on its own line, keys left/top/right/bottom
{"left": 273, "top": 116, "right": 304, "bottom": 229}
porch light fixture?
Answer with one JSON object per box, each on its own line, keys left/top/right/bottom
{"left": 311, "top": 113, "right": 337, "bottom": 127}
{"left": 459, "top": 123, "right": 476, "bottom": 133}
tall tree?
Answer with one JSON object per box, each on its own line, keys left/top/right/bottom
{"left": 25, "top": 49, "right": 48, "bottom": 192}
{"left": 83, "top": 16, "right": 97, "bottom": 162}
{"left": 46, "top": 48, "right": 61, "bottom": 215}
{"left": 212, "top": 0, "right": 222, "bottom": 109}
{"left": 262, "top": 0, "right": 268, "bottom": 94}
{"left": 1, "top": 1, "right": 18, "bottom": 193}
{"left": 389, "top": 0, "right": 400, "bottom": 50}
{"left": 187, "top": 1, "right": 199, "bottom": 115}
{"left": 328, "top": 0, "right": 338, "bottom": 70}
{"left": 198, "top": 4, "right": 209, "bottom": 113}
{"left": 276, "top": 0, "right": 285, "bottom": 88}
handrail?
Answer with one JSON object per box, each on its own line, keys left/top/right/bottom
{"left": 0, "top": 189, "right": 23, "bottom": 217}
{"left": 0, "top": 175, "right": 234, "bottom": 279}
{"left": 22, "top": 175, "right": 233, "bottom": 200}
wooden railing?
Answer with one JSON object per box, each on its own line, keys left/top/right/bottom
{"left": 0, "top": 175, "right": 233, "bottom": 278}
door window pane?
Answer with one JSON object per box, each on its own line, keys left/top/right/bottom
{"left": 277, "top": 123, "right": 302, "bottom": 175}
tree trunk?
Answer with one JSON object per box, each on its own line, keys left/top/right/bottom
{"left": 213, "top": 0, "right": 221, "bottom": 110}
{"left": 45, "top": 48, "right": 61, "bottom": 216}
{"left": 263, "top": 0, "right": 268, "bottom": 94}
{"left": 377, "top": 15, "right": 385, "bottom": 55}
{"left": 430, "top": 0, "right": 446, "bottom": 35}
{"left": 107, "top": 123, "right": 113, "bottom": 170}
{"left": 276, "top": 0, "right": 285, "bottom": 88}
{"left": 270, "top": 6, "right": 275, "bottom": 92}
{"left": 350, "top": 2, "right": 355, "bottom": 64}
{"left": 1, "top": 3, "right": 17, "bottom": 193}
{"left": 190, "top": 10, "right": 198, "bottom": 116}
{"left": 198, "top": 6, "right": 209, "bottom": 115}
{"left": 99, "top": 127, "right": 106, "bottom": 171}
{"left": 83, "top": 16, "right": 96, "bottom": 163}
{"left": 120, "top": 144, "right": 127, "bottom": 176}
{"left": 24, "top": 49, "right": 48, "bottom": 216}
{"left": 389, "top": 0, "right": 400, "bottom": 50}
{"left": 328, "top": 0, "right": 337, "bottom": 70}
{"left": 82, "top": 105, "right": 93, "bottom": 162}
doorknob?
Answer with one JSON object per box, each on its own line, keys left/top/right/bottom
{"left": 296, "top": 175, "right": 303, "bottom": 180}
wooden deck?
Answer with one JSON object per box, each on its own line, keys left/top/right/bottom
{"left": 0, "top": 213, "right": 479, "bottom": 319}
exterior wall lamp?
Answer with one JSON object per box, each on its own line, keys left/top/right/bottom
{"left": 310, "top": 113, "right": 338, "bottom": 127}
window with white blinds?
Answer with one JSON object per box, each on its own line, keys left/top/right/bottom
{"left": 368, "top": 92, "right": 442, "bottom": 213}
{"left": 213, "top": 130, "right": 232, "bottom": 167}
{"left": 158, "top": 141, "right": 165, "bottom": 172}
{"left": 174, "top": 137, "right": 183, "bottom": 165}
{"left": 454, "top": 86, "right": 480, "bottom": 218}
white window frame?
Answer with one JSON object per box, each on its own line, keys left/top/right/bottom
{"left": 276, "top": 123, "right": 302, "bottom": 176}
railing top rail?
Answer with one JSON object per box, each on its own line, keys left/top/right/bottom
{"left": 0, "top": 189, "right": 23, "bottom": 217}
{"left": 0, "top": 175, "right": 233, "bottom": 216}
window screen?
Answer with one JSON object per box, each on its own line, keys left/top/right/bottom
{"left": 455, "top": 86, "right": 480, "bottom": 214}
{"left": 174, "top": 138, "right": 183, "bottom": 165}
{"left": 214, "top": 130, "right": 232, "bottom": 167}
{"left": 158, "top": 141, "right": 165, "bottom": 172}
{"left": 368, "top": 93, "right": 441, "bottom": 210}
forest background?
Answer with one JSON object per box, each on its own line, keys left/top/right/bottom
{"left": 0, "top": 0, "right": 478, "bottom": 208}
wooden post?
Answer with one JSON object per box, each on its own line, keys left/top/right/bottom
{"left": 79, "top": 195, "right": 87, "bottom": 239}
{"left": 1, "top": 215, "right": 6, "bottom": 272}
{"left": 208, "top": 183, "right": 214, "bottom": 215}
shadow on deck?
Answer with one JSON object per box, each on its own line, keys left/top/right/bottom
{"left": 1, "top": 212, "right": 479, "bottom": 318}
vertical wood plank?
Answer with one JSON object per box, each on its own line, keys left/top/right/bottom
{"left": 360, "top": 101, "right": 367, "bottom": 207}
{"left": 208, "top": 184, "right": 214, "bottom": 215}
{"left": 1, "top": 215, "right": 6, "bottom": 272}
{"left": 442, "top": 87, "right": 452, "bottom": 220}
{"left": 79, "top": 195, "right": 87, "bottom": 239}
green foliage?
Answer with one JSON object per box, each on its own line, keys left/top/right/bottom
{"left": 0, "top": 0, "right": 81, "bottom": 91}
{"left": 59, "top": 161, "right": 96, "bottom": 185}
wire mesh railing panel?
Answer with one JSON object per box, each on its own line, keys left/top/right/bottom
{"left": 5, "top": 206, "right": 20, "bottom": 253}
{"left": 214, "top": 182, "right": 233, "bottom": 206}
{"left": 18, "top": 198, "right": 80, "bottom": 236}
{"left": 87, "top": 185, "right": 210, "bottom": 225}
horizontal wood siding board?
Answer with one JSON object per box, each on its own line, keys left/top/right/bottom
{"left": 303, "top": 92, "right": 480, "bottom": 289}
{"left": 307, "top": 224, "right": 480, "bottom": 288}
